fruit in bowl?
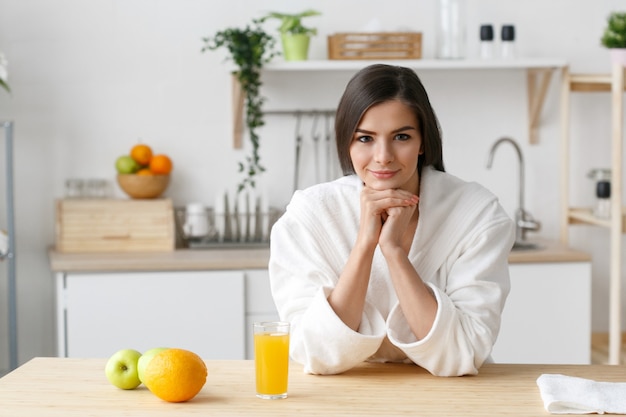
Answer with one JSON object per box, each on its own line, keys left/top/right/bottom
{"left": 115, "top": 143, "right": 173, "bottom": 199}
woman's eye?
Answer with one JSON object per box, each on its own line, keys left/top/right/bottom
{"left": 395, "top": 133, "right": 410, "bottom": 141}
{"left": 356, "top": 135, "right": 373, "bottom": 143}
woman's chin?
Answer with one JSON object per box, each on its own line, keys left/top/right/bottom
{"left": 364, "top": 178, "right": 398, "bottom": 191}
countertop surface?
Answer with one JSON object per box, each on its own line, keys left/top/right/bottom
{"left": 48, "top": 239, "right": 590, "bottom": 272}
{"left": 1, "top": 358, "right": 624, "bottom": 416}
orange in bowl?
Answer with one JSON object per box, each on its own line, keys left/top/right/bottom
{"left": 130, "top": 144, "right": 153, "bottom": 166}
{"left": 117, "top": 174, "right": 170, "bottom": 199}
{"left": 150, "top": 154, "right": 173, "bottom": 175}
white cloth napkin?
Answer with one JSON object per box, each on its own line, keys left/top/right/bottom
{"left": 537, "top": 373, "right": 626, "bottom": 414}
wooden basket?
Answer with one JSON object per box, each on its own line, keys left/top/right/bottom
{"left": 328, "top": 32, "right": 422, "bottom": 60}
{"left": 55, "top": 199, "right": 175, "bottom": 253}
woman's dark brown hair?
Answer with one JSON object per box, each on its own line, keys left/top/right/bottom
{"left": 334, "top": 64, "right": 445, "bottom": 175}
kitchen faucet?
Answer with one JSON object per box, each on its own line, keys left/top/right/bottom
{"left": 486, "top": 137, "right": 540, "bottom": 248}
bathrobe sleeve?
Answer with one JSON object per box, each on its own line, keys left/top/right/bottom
{"left": 386, "top": 197, "right": 515, "bottom": 376}
{"left": 269, "top": 181, "right": 388, "bottom": 375}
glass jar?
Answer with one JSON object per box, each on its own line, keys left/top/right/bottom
{"left": 436, "top": 0, "right": 467, "bottom": 59}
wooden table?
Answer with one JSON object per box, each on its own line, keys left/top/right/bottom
{"left": 1, "top": 358, "right": 624, "bottom": 416}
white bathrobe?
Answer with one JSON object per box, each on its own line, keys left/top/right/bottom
{"left": 269, "top": 166, "right": 515, "bottom": 377}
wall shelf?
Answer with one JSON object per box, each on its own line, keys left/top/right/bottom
{"left": 262, "top": 58, "right": 566, "bottom": 72}
{"left": 560, "top": 65, "right": 625, "bottom": 365}
{"left": 229, "top": 58, "right": 566, "bottom": 148}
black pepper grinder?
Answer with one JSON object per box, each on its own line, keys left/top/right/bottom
{"left": 479, "top": 24, "right": 494, "bottom": 59}
{"left": 501, "top": 24, "right": 516, "bottom": 59}
{"left": 594, "top": 180, "right": 611, "bottom": 219}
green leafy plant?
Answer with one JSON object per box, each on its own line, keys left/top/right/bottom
{"left": 202, "top": 20, "right": 278, "bottom": 192}
{"left": 601, "top": 12, "right": 626, "bottom": 48}
{"left": 260, "top": 9, "right": 321, "bottom": 36}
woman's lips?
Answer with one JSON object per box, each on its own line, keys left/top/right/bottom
{"left": 369, "top": 169, "right": 398, "bottom": 179}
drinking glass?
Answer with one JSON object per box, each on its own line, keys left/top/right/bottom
{"left": 253, "top": 321, "right": 290, "bottom": 399}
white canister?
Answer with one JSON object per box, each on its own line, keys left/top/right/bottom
{"left": 183, "top": 203, "right": 209, "bottom": 238}
{"left": 435, "top": 0, "right": 467, "bottom": 59}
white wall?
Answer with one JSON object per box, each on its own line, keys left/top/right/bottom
{"left": 0, "top": 0, "right": 624, "bottom": 366}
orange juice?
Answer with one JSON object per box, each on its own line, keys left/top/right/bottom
{"left": 254, "top": 329, "right": 290, "bottom": 399}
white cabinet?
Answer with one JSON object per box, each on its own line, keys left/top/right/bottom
{"left": 53, "top": 258, "right": 591, "bottom": 364}
{"left": 492, "top": 262, "right": 591, "bottom": 364}
{"left": 55, "top": 270, "right": 245, "bottom": 359}
{"left": 244, "top": 269, "right": 280, "bottom": 359}
{"left": 242, "top": 263, "right": 592, "bottom": 364}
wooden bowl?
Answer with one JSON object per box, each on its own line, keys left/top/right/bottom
{"left": 117, "top": 174, "right": 170, "bottom": 199}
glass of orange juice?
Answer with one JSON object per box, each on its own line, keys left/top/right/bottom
{"left": 253, "top": 321, "right": 290, "bottom": 399}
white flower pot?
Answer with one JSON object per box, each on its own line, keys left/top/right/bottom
{"left": 609, "top": 48, "right": 626, "bottom": 67}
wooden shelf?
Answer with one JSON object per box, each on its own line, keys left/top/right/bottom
{"left": 569, "top": 73, "right": 626, "bottom": 92}
{"left": 560, "top": 64, "right": 625, "bottom": 365}
{"left": 227, "top": 57, "right": 566, "bottom": 147}
{"left": 262, "top": 58, "right": 567, "bottom": 71}
{"left": 567, "top": 207, "right": 626, "bottom": 231}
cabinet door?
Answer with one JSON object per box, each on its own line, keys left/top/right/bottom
{"left": 491, "top": 262, "right": 591, "bottom": 364}
{"left": 244, "top": 269, "right": 279, "bottom": 359}
{"left": 63, "top": 270, "right": 245, "bottom": 359}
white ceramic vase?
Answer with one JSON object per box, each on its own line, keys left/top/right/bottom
{"left": 609, "top": 48, "right": 626, "bottom": 67}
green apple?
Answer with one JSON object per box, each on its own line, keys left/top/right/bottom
{"left": 104, "top": 348, "right": 142, "bottom": 390}
{"left": 137, "top": 347, "right": 169, "bottom": 383}
{"left": 115, "top": 155, "right": 140, "bottom": 174}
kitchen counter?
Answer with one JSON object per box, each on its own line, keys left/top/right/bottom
{"left": 48, "top": 240, "right": 589, "bottom": 272}
{"left": 1, "top": 358, "right": 623, "bottom": 416}
{"left": 48, "top": 246, "right": 271, "bottom": 272}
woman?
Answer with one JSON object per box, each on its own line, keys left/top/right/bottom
{"left": 268, "top": 64, "right": 515, "bottom": 377}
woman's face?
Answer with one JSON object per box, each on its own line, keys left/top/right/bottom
{"left": 349, "top": 100, "right": 423, "bottom": 193}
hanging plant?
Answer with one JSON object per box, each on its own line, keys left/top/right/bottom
{"left": 202, "top": 19, "right": 278, "bottom": 192}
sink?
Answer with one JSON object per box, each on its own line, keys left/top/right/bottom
{"left": 511, "top": 241, "right": 542, "bottom": 251}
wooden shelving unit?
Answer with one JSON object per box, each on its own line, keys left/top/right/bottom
{"left": 560, "top": 64, "right": 625, "bottom": 365}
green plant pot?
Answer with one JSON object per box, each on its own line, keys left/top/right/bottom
{"left": 281, "top": 34, "right": 310, "bottom": 61}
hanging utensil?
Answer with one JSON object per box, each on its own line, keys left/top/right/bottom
{"left": 293, "top": 111, "right": 303, "bottom": 192}
{"left": 325, "top": 112, "right": 338, "bottom": 181}
{"left": 324, "top": 112, "right": 332, "bottom": 181}
{"left": 310, "top": 111, "right": 321, "bottom": 184}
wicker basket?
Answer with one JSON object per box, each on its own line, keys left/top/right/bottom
{"left": 328, "top": 32, "right": 422, "bottom": 60}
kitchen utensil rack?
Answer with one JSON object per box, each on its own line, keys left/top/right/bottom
{"left": 175, "top": 206, "right": 283, "bottom": 249}
{"left": 0, "top": 120, "right": 17, "bottom": 373}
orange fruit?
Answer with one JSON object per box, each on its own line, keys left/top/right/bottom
{"left": 136, "top": 168, "right": 153, "bottom": 176}
{"left": 143, "top": 348, "right": 207, "bottom": 403}
{"left": 150, "top": 154, "right": 173, "bottom": 175}
{"left": 130, "top": 144, "right": 153, "bottom": 166}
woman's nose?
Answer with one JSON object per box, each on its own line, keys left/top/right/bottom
{"left": 374, "top": 141, "right": 393, "bottom": 164}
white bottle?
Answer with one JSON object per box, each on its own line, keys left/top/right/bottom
{"left": 436, "top": 0, "right": 467, "bottom": 59}
{"left": 500, "top": 25, "right": 516, "bottom": 59}
{"left": 479, "top": 24, "right": 494, "bottom": 59}
{"left": 594, "top": 180, "right": 611, "bottom": 219}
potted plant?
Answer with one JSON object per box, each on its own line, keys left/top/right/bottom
{"left": 261, "top": 9, "right": 321, "bottom": 61}
{"left": 601, "top": 11, "right": 626, "bottom": 66}
{"left": 202, "top": 20, "right": 278, "bottom": 192}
